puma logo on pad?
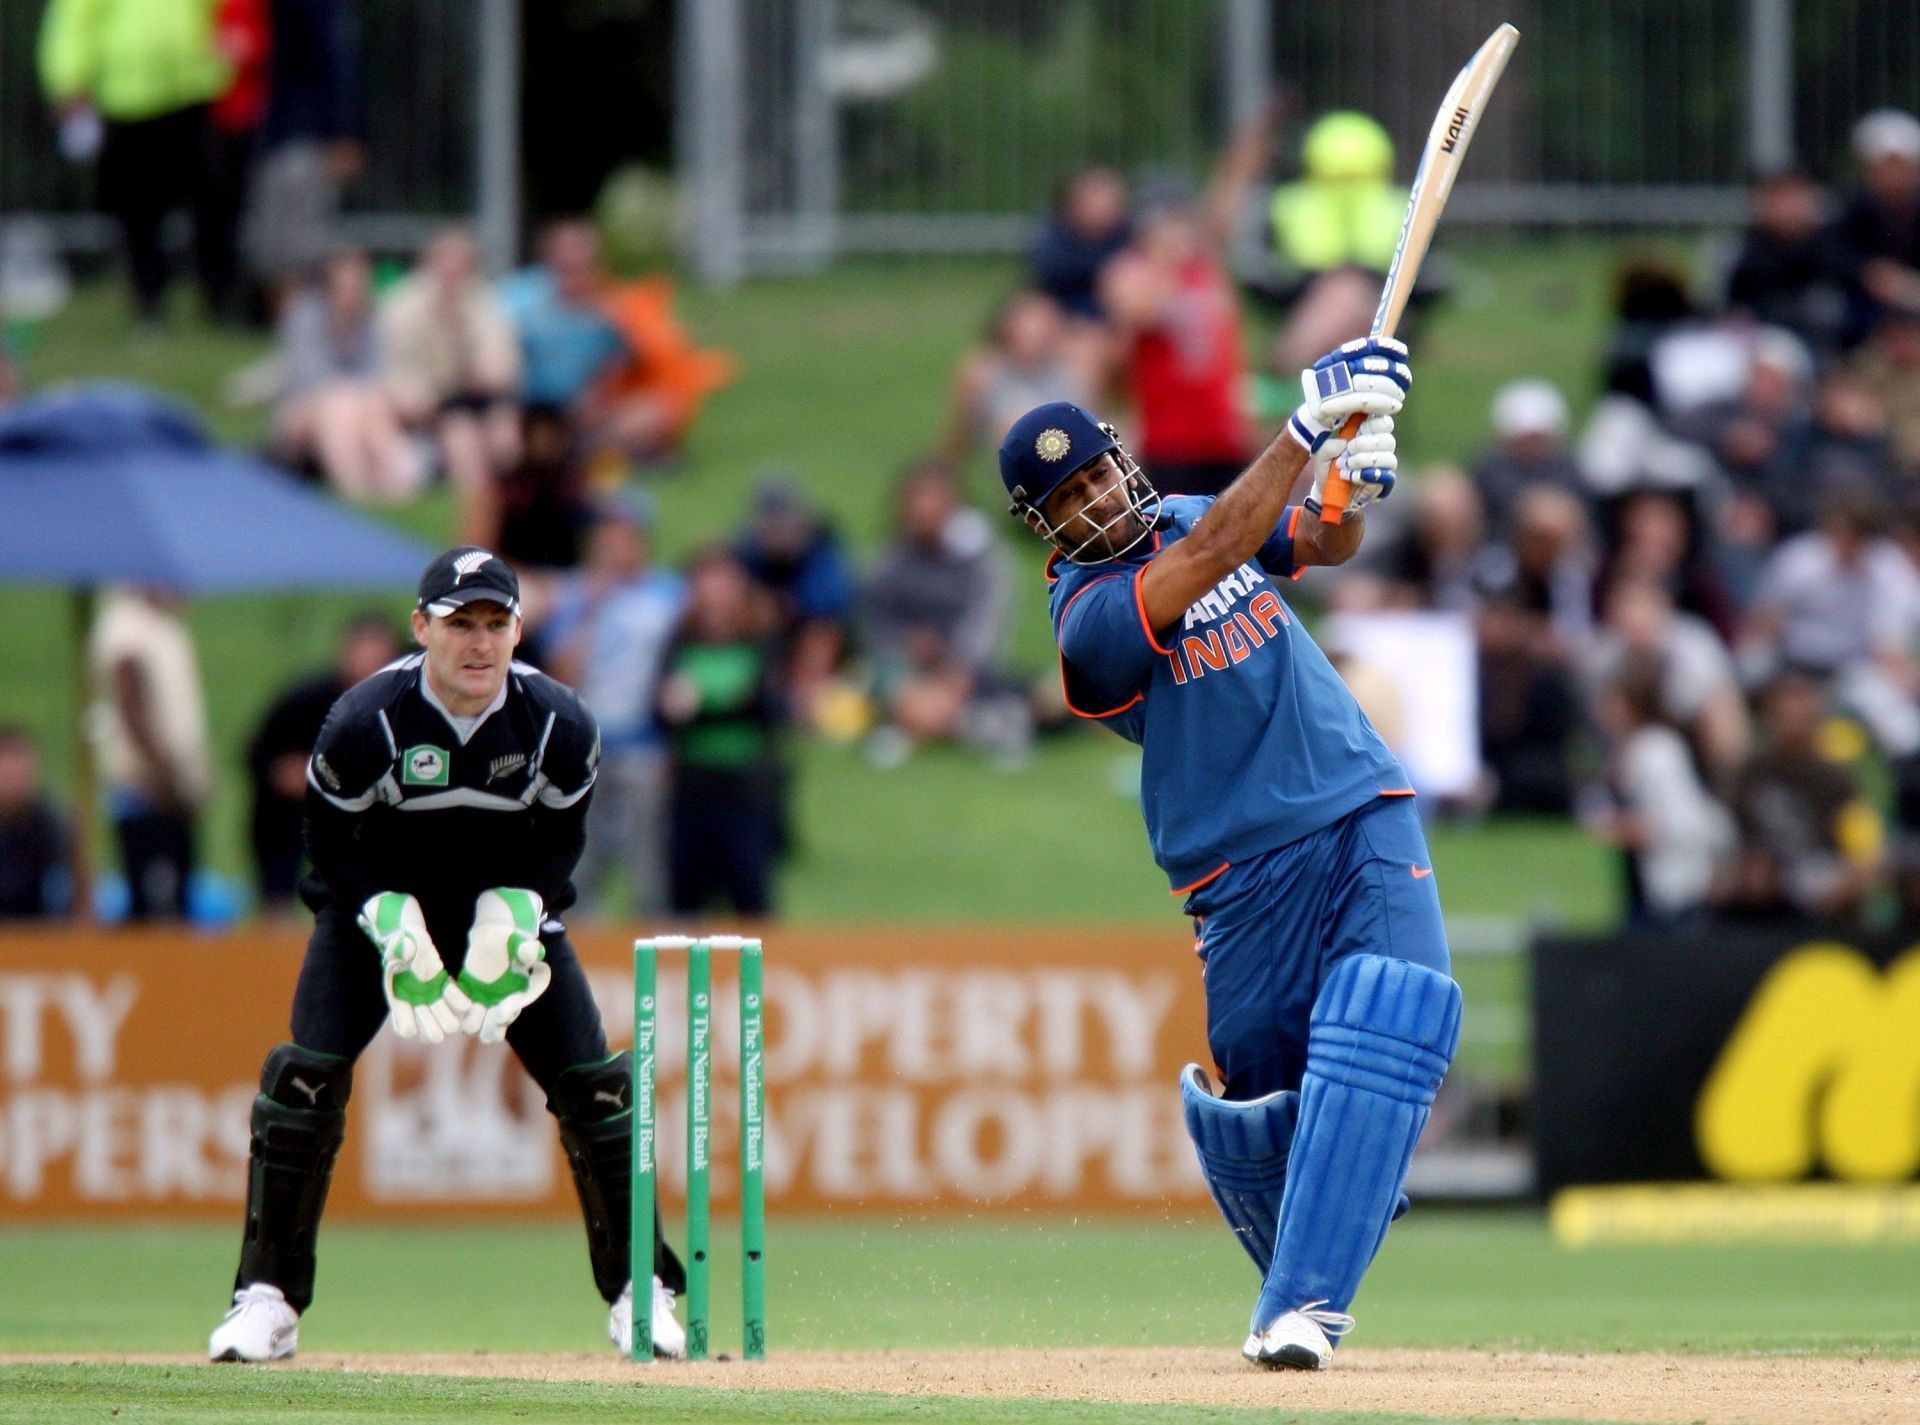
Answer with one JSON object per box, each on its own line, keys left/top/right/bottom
{"left": 290, "top": 1077, "right": 324, "bottom": 1104}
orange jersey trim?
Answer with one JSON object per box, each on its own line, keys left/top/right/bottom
{"left": 1379, "top": 788, "right": 1416, "bottom": 797}
{"left": 1133, "top": 565, "right": 1176, "bottom": 656}
{"left": 1169, "top": 861, "right": 1230, "bottom": 896}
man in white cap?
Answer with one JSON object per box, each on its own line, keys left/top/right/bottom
{"left": 1471, "top": 379, "right": 1583, "bottom": 537}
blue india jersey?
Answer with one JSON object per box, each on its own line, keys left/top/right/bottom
{"left": 1048, "top": 496, "right": 1410, "bottom": 892}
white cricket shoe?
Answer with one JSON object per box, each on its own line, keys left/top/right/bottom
{"left": 1242, "top": 1301, "right": 1353, "bottom": 1370}
{"left": 208, "top": 1283, "right": 299, "bottom": 1363}
{"left": 608, "top": 1276, "right": 686, "bottom": 1359}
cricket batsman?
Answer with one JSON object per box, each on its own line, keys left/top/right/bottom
{"left": 998, "top": 337, "right": 1460, "bottom": 1369}
{"left": 208, "top": 548, "right": 685, "bottom": 1362}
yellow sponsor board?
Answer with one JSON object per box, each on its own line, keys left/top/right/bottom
{"left": 1551, "top": 1183, "right": 1920, "bottom": 1246}
{"left": 1695, "top": 944, "right": 1920, "bottom": 1183}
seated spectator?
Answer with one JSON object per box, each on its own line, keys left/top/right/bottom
{"left": 1724, "top": 671, "right": 1884, "bottom": 921}
{"left": 1849, "top": 308, "right": 1920, "bottom": 485}
{"left": 657, "top": 549, "right": 784, "bottom": 917}
{"left": 1471, "top": 380, "right": 1584, "bottom": 538}
{"left": 245, "top": 613, "right": 401, "bottom": 917}
{"left": 1740, "top": 496, "right": 1920, "bottom": 753}
{"left": 1354, "top": 467, "right": 1489, "bottom": 614}
{"left": 1475, "top": 592, "right": 1583, "bottom": 816}
{"left": 498, "top": 220, "right": 626, "bottom": 411}
{"left": 1828, "top": 109, "right": 1920, "bottom": 348}
{"left": 495, "top": 403, "right": 594, "bottom": 619}
{"left": 1756, "top": 366, "right": 1897, "bottom": 537}
{"left": 379, "top": 226, "right": 523, "bottom": 546}
{"left": 1722, "top": 164, "right": 1847, "bottom": 355}
{"left": 598, "top": 270, "right": 736, "bottom": 463}
{"left": 0, "top": 727, "right": 70, "bottom": 919}
{"left": 733, "top": 475, "right": 857, "bottom": 721}
{"left": 860, "top": 460, "right": 1023, "bottom": 762}
{"left": 546, "top": 495, "right": 685, "bottom": 917}
{"left": 1474, "top": 485, "right": 1595, "bottom": 654}
{"left": 88, "top": 588, "right": 211, "bottom": 921}
{"left": 943, "top": 289, "right": 1098, "bottom": 462}
{"left": 272, "top": 246, "right": 423, "bottom": 503}
{"left": 1586, "top": 579, "right": 1750, "bottom": 786}
{"left": 1586, "top": 649, "right": 1734, "bottom": 926}
{"left": 1602, "top": 259, "right": 1699, "bottom": 407}
{"left": 1594, "top": 487, "right": 1738, "bottom": 641}
{"left": 1030, "top": 165, "right": 1131, "bottom": 327}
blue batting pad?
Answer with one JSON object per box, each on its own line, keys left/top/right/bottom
{"left": 1180, "top": 1064, "right": 1297, "bottom": 1273}
{"left": 1253, "top": 955, "right": 1461, "bottom": 1332}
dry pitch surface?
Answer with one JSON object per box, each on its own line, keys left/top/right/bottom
{"left": 19, "top": 1350, "right": 1919, "bottom": 1424}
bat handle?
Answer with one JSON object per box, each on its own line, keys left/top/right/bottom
{"left": 1316, "top": 412, "right": 1366, "bottom": 524}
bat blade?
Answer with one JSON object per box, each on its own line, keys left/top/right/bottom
{"left": 1318, "top": 22, "right": 1520, "bottom": 524}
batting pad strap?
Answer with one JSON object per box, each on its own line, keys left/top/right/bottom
{"left": 1180, "top": 1064, "right": 1297, "bottom": 1275}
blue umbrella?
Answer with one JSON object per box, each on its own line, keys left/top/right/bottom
{"left": 0, "top": 385, "right": 443, "bottom": 921}
{"left": 0, "top": 385, "right": 434, "bottom": 590}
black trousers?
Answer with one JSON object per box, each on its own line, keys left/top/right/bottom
{"left": 255, "top": 910, "right": 681, "bottom": 1300}
{"left": 98, "top": 103, "right": 235, "bottom": 321}
{"left": 115, "top": 808, "right": 194, "bottom": 921}
{"left": 668, "top": 769, "right": 777, "bottom": 916}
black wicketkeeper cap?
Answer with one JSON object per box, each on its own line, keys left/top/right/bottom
{"left": 417, "top": 547, "right": 522, "bottom": 617}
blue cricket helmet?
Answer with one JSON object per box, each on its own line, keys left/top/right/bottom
{"left": 998, "top": 401, "right": 1161, "bottom": 564}
{"left": 998, "top": 401, "right": 1117, "bottom": 513}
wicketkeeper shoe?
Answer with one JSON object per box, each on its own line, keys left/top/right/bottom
{"left": 1241, "top": 1302, "right": 1354, "bottom": 1371}
{"left": 208, "top": 1283, "right": 299, "bottom": 1363}
{"left": 608, "top": 1276, "right": 687, "bottom": 1360}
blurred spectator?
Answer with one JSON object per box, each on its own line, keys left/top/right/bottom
{"left": 1595, "top": 488, "right": 1738, "bottom": 641}
{"left": 733, "top": 476, "right": 856, "bottom": 720}
{"left": 860, "top": 461, "right": 1023, "bottom": 762}
{"left": 245, "top": 613, "right": 400, "bottom": 916}
{"left": 1475, "top": 485, "right": 1595, "bottom": 653}
{"left": 1471, "top": 380, "right": 1584, "bottom": 538}
{"left": 1722, "top": 165, "right": 1848, "bottom": 354}
{"left": 1030, "top": 165, "right": 1131, "bottom": 326}
{"left": 597, "top": 270, "right": 737, "bottom": 465}
{"left": 496, "top": 405, "right": 594, "bottom": 609}
{"left": 546, "top": 496, "right": 684, "bottom": 917}
{"left": 1829, "top": 109, "right": 1920, "bottom": 348}
{"left": 0, "top": 728, "right": 70, "bottom": 920}
{"left": 38, "top": 0, "right": 234, "bottom": 323}
{"left": 1357, "top": 469, "right": 1488, "bottom": 614}
{"left": 88, "top": 589, "right": 211, "bottom": 921}
{"left": 1849, "top": 309, "right": 1920, "bottom": 484}
{"left": 244, "top": 0, "right": 365, "bottom": 310}
{"left": 1755, "top": 366, "right": 1896, "bottom": 537}
{"left": 273, "top": 246, "right": 423, "bottom": 503}
{"left": 944, "top": 289, "right": 1098, "bottom": 463}
{"left": 500, "top": 221, "right": 624, "bottom": 409}
{"left": 657, "top": 549, "right": 784, "bottom": 917}
{"left": 1724, "top": 672, "right": 1883, "bottom": 920}
{"left": 203, "top": 0, "right": 270, "bottom": 325}
{"left": 1101, "top": 188, "right": 1253, "bottom": 496}
{"left": 1475, "top": 592, "right": 1583, "bottom": 816}
{"left": 1587, "top": 579, "right": 1751, "bottom": 786}
{"left": 380, "top": 226, "right": 522, "bottom": 546}
{"left": 1266, "top": 110, "right": 1410, "bottom": 373}
{"left": 1586, "top": 649, "right": 1734, "bottom": 926}
{"left": 1740, "top": 497, "right": 1920, "bottom": 753}
{"left": 1601, "top": 259, "right": 1697, "bottom": 407}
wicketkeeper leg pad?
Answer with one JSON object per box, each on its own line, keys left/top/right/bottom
{"left": 1180, "top": 1064, "right": 1296, "bottom": 1274}
{"left": 1253, "top": 955, "right": 1460, "bottom": 1332}
{"left": 550, "top": 1053, "right": 685, "bottom": 1302}
{"left": 235, "top": 1043, "right": 352, "bottom": 1314}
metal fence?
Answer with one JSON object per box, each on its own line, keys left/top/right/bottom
{"left": 682, "top": 0, "right": 1920, "bottom": 280}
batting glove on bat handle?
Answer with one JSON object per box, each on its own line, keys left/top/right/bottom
{"left": 1286, "top": 336, "right": 1411, "bottom": 523}
{"left": 358, "top": 891, "right": 471, "bottom": 1045}
{"left": 1306, "top": 416, "right": 1398, "bottom": 524}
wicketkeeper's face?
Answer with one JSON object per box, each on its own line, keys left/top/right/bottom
{"left": 412, "top": 601, "right": 520, "bottom": 707}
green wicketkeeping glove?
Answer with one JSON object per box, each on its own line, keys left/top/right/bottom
{"left": 456, "top": 888, "right": 552, "bottom": 1044}
{"left": 358, "top": 892, "right": 471, "bottom": 1045}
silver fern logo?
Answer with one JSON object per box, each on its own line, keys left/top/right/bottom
{"left": 452, "top": 550, "right": 493, "bottom": 584}
{"left": 487, "top": 752, "right": 527, "bottom": 783}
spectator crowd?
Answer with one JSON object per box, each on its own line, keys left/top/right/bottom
{"left": 13, "top": 11, "right": 1920, "bottom": 938}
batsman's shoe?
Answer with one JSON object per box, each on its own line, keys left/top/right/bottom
{"left": 1242, "top": 1301, "right": 1353, "bottom": 1371}
{"left": 208, "top": 1283, "right": 299, "bottom": 1363}
{"left": 608, "top": 1276, "right": 687, "bottom": 1360}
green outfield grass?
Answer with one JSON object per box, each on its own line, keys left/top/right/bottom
{"left": 0, "top": 1213, "right": 1912, "bottom": 1422}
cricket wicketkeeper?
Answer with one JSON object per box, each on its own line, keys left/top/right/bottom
{"left": 209, "top": 548, "right": 685, "bottom": 1362}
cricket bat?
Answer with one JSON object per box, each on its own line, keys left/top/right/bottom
{"left": 1317, "top": 21, "right": 1521, "bottom": 523}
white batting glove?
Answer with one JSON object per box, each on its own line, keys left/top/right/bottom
{"left": 1306, "top": 415, "right": 1398, "bottom": 522}
{"left": 358, "top": 892, "right": 471, "bottom": 1045}
{"left": 1287, "top": 337, "right": 1413, "bottom": 454}
{"left": 456, "top": 888, "right": 552, "bottom": 1045}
